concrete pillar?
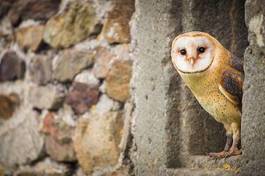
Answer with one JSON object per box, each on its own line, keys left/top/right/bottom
{"left": 131, "top": 0, "right": 182, "bottom": 174}
{"left": 241, "top": 0, "right": 265, "bottom": 175}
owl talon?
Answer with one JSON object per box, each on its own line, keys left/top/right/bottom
{"left": 208, "top": 148, "right": 241, "bottom": 158}
{"left": 227, "top": 147, "right": 242, "bottom": 157}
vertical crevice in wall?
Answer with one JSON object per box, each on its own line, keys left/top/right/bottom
{"left": 229, "top": 0, "right": 248, "bottom": 58}
{"left": 165, "top": 0, "right": 184, "bottom": 168}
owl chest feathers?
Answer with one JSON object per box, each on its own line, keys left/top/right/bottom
{"left": 179, "top": 61, "right": 241, "bottom": 124}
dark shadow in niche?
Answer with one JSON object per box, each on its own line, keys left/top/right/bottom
{"left": 185, "top": 92, "right": 226, "bottom": 155}
{"left": 166, "top": 0, "right": 248, "bottom": 169}
{"left": 165, "top": 0, "right": 184, "bottom": 168}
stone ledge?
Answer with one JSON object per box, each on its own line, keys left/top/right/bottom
{"left": 158, "top": 156, "right": 241, "bottom": 176}
{"left": 188, "top": 155, "right": 241, "bottom": 170}
{"left": 159, "top": 168, "right": 234, "bottom": 176}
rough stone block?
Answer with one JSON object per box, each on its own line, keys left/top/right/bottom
{"left": 0, "top": 51, "right": 25, "bottom": 82}
{"left": 0, "top": 93, "right": 20, "bottom": 120}
{"left": 95, "top": 94, "right": 121, "bottom": 115}
{"left": 66, "top": 82, "right": 99, "bottom": 115}
{"left": 29, "top": 54, "right": 53, "bottom": 85}
{"left": 8, "top": 0, "right": 61, "bottom": 26}
{"left": 74, "top": 70, "right": 100, "bottom": 88}
{"left": 100, "top": 0, "right": 135, "bottom": 44}
{"left": 52, "top": 49, "right": 95, "bottom": 82}
{"left": 15, "top": 25, "right": 44, "bottom": 52}
{"left": 29, "top": 84, "right": 66, "bottom": 110}
{"left": 43, "top": 1, "right": 98, "bottom": 48}
{"left": 73, "top": 111, "right": 124, "bottom": 175}
{"left": 41, "top": 112, "right": 76, "bottom": 162}
{"left": 105, "top": 59, "right": 132, "bottom": 102}
{"left": 92, "top": 47, "right": 115, "bottom": 79}
{"left": 0, "top": 107, "right": 44, "bottom": 168}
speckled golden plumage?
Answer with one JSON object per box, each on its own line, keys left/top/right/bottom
{"left": 171, "top": 31, "right": 243, "bottom": 157}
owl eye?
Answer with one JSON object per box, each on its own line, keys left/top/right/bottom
{"left": 179, "top": 49, "right": 186, "bottom": 55}
{"left": 197, "top": 47, "right": 206, "bottom": 53}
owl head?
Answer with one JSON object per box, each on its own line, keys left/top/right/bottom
{"left": 171, "top": 31, "right": 222, "bottom": 74}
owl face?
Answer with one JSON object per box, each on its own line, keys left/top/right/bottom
{"left": 171, "top": 33, "right": 215, "bottom": 74}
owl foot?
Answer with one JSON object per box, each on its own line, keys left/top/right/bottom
{"left": 208, "top": 151, "right": 228, "bottom": 158}
{"left": 227, "top": 147, "right": 242, "bottom": 157}
{"left": 208, "top": 147, "right": 241, "bottom": 158}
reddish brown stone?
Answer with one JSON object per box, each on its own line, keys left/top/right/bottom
{"left": 45, "top": 135, "right": 76, "bottom": 162}
{"left": 41, "top": 112, "right": 57, "bottom": 137}
{"left": 45, "top": 124, "right": 76, "bottom": 162}
{"left": 8, "top": 0, "right": 61, "bottom": 26}
{"left": 41, "top": 112, "right": 76, "bottom": 162}
{"left": 0, "top": 51, "right": 25, "bottom": 82}
{"left": 0, "top": 93, "right": 20, "bottom": 120}
{"left": 66, "top": 82, "right": 99, "bottom": 115}
{"left": 105, "top": 60, "right": 132, "bottom": 102}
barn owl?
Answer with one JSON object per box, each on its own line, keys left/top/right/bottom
{"left": 171, "top": 31, "right": 243, "bottom": 158}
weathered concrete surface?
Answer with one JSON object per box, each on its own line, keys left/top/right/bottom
{"left": 188, "top": 155, "right": 241, "bottom": 173}
{"left": 131, "top": 0, "right": 182, "bottom": 174}
{"left": 161, "top": 156, "right": 241, "bottom": 176}
{"left": 241, "top": 0, "right": 265, "bottom": 175}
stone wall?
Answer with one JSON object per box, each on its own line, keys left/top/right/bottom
{"left": 0, "top": 0, "right": 134, "bottom": 175}
{"left": 1, "top": 0, "right": 265, "bottom": 176}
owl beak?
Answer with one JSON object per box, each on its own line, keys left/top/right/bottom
{"left": 190, "top": 59, "right": 195, "bottom": 65}
{"left": 187, "top": 57, "right": 196, "bottom": 66}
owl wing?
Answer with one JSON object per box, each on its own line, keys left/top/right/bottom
{"left": 218, "top": 55, "right": 244, "bottom": 109}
